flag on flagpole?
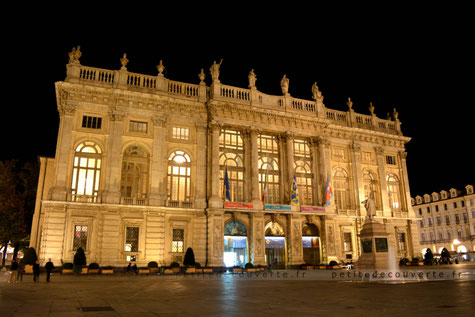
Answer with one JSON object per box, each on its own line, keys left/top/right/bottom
{"left": 290, "top": 175, "right": 300, "bottom": 206}
{"left": 324, "top": 173, "right": 333, "bottom": 207}
{"left": 224, "top": 166, "right": 231, "bottom": 202}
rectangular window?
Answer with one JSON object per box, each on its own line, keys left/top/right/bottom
{"left": 172, "top": 127, "right": 190, "bottom": 140}
{"left": 445, "top": 215, "right": 450, "bottom": 225}
{"left": 129, "top": 120, "right": 148, "bottom": 133}
{"left": 398, "top": 233, "right": 406, "bottom": 251}
{"left": 82, "top": 116, "right": 102, "bottom": 129}
{"left": 385, "top": 155, "right": 397, "bottom": 165}
{"left": 73, "top": 225, "right": 88, "bottom": 250}
{"left": 172, "top": 229, "right": 184, "bottom": 253}
{"left": 436, "top": 216, "right": 441, "bottom": 226}
{"left": 343, "top": 232, "right": 352, "bottom": 251}
{"left": 125, "top": 227, "right": 139, "bottom": 252}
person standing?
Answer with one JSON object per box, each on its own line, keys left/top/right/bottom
{"left": 17, "top": 259, "right": 25, "bottom": 282}
{"left": 33, "top": 260, "right": 40, "bottom": 282}
{"left": 8, "top": 258, "right": 19, "bottom": 283}
{"left": 45, "top": 258, "right": 55, "bottom": 282}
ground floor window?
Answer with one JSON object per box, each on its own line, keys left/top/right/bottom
{"left": 125, "top": 227, "right": 139, "bottom": 252}
{"left": 73, "top": 225, "right": 88, "bottom": 250}
{"left": 172, "top": 229, "right": 184, "bottom": 253}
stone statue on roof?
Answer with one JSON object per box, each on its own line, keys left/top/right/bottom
{"left": 281, "top": 74, "right": 289, "bottom": 95}
{"left": 210, "top": 59, "right": 223, "bottom": 83}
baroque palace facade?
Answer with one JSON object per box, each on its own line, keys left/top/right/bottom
{"left": 30, "top": 47, "right": 420, "bottom": 267}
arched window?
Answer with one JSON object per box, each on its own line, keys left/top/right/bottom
{"left": 265, "top": 221, "right": 285, "bottom": 236}
{"left": 295, "top": 160, "right": 312, "bottom": 205}
{"left": 121, "top": 145, "right": 149, "bottom": 204}
{"left": 294, "top": 139, "right": 313, "bottom": 205}
{"left": 387, "top": 174, "right": 401, "bottom": 212}
{"left": 219, "top": 129, "right": 244, "bottom": 202}
{"left": 333, "top": 167, "right": 350, "bottom": 210}
{"left": 167, "top": 151, "right": 191, "bottom": 202}
{"left": 258, "top": 134, "right": 280, "bottom": 205}
{"left": 363, "top": 170, "right": 381, "bottom": 210}
{"left": 220, "top": 153, "right": 244, "bottom": 202}
{"left": 71, "top": 141, "right": 102, "bottom": 202}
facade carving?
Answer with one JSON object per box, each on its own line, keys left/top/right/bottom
{"left": 29, "top": 49, "right": 420, "bottom": 268}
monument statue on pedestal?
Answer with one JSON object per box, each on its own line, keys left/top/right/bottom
{"left": 362, "top": 190, "right": 377, "bottom": 222}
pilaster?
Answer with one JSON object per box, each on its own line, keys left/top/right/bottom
{"left": 149, "top": 115, "right": 168, "bottom": 206}
{"left": 249, "top": 212, "right": 266, "bottom": 265}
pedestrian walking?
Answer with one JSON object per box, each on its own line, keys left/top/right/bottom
{"left": 18, "top": 259, "right": 24, "bottom": 282}
{"left": 45, "top": 258, "right": 55, "bottom": 282}
{"left": 33, "top": 260, "right": 40, "bottom": 282}
{"left": 9, "top": 258, "right": 19, "bottom": 283}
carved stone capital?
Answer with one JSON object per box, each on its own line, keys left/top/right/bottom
{"left": 152, "top": 114, "right": 168, "bottom": 127}
{"left": 349, "top": 141, "right": 361, "bottom": 153}
{"left": 398, "top": 151, "right": 408, "bottom": 159}
{"left": 58, "top": 103, "right": 77, "bottom": 116}
{"left": 108, "top": 108, "right": 127, "bottom": 122}
{"left": 195, "top": 121, "right": 207, "bottom": 132}
{"left": 374, "top": 146, "right": 385, "bottom": 156}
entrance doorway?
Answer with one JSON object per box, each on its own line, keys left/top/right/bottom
{"left": 265, "top": 222, "right": 286, "bottom": 269}
{"left": 223, "top": 220, "right": 248, "bottom": 267}
{"left": 302, "top": 223, "right": 321, "bottom": 265}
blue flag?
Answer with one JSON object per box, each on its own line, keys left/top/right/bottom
{"left": 290, "top": 175, "right": 300, "bottom": 206}
{"left": 224, "top": 166, "right": 231, "bottom": 202}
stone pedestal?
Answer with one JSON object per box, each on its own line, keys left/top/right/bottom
{"left": 356, "top": 219, "right": 394, "bottom": 269}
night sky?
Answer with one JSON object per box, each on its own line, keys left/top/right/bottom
{"left": 2, "top": 6, "right": 473, "bottom": 198}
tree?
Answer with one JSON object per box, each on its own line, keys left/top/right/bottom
{"left": 183, "top": 247, "right": 195, "bottom": 266}
{"left": 0, "top": 161, "right": 27, "bottom": 267}
{"left": 23, "top": 247, "right": 38, "bottom": 265}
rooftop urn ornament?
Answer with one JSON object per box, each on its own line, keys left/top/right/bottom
{"left": 347, "top": 97, "right": 353, "bottom": 110}
{"left": 248, "top": 69, "right": 257, "bottom": 89}
{"left": 68, "top": 46, "right": 82, "bottom": 64}
{"left": 311, "top": 82, "right": 323, "bottom": 102}
{"left": 369, "top": 102, "right": 375, "bottom": 115}
{"left": 120, "top": 53, "right": 129, "bottom": 70}
{"left": 198, "top": 68, "right": 206, "bottom": 85}
{"left": 281, "top": 74, "right": 290, "bottom": 95}
{"left": 210, "top": 59, "right": 223, "bottom": 83}
{"left": 157, "top": 60, "right": 165, "bottom": 77}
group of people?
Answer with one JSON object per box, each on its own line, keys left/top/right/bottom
{"left": 8, "top": 258, "right": 55, "bottom": 283}
{"left": 126, "top": 262, "right": 138, "bottom": 275}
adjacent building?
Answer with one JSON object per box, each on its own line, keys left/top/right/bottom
{"left": 29, "top": 47, "right": 420, "bottom": 268}
{"left": 412, "top": 185, "right": 475, "bottom": 260}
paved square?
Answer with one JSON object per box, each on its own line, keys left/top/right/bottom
{"left": 1, "top": 268, "right": 474, "bottom": 316}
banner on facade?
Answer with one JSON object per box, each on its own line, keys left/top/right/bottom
{"left": 264, "top": 204, "right": 292, "bottom": 211}
{"left": 300, "top": 206, "right": 326, "bottom": 213}
{"left": 265, "top": 237, "right": 285, "bottom": 249}
{"left": 224, "top": 202, "right": 254, "bottom": 209}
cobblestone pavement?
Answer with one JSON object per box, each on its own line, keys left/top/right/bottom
{"left": 1, "top": 266, "right": 474, "bottom": 317}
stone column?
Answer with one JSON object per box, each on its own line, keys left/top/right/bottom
{"left": 375, "top": 147, "right": 390, "bottom": 214}
{"left": 149, "top": 115, "right": 168, "bottom": 206}
{"left": 287, "top": 214, "right": 304, "bottom": 266}
{"left": 249, "top": 212, "right": 266, "bottom": 265}
{"left": 350, "top": 142, "right": 365, "bottom": 216}
{"left": 285, "top": 132, "right": 295, "bottom": 205}
{"left": 194, "top": 122, "right": 207, "bottom": 209}
{"left": 208, "top": 122, "right": 222, "bottom": 208}
{"left": 51, "top": 103, "right": 76, "bottom": 201}
{"left": 250, "top": 128, "right": 264, "bottom": 210}
{"left": 309, "top": 138, "right": 320, "bottom": 206}
{"left": 317, "top": 137, "right": 333, "bottom": 212}
{"left": 103, "top": 108, "right": 126, "bottom": 204}
{"left": 241, "top": 129, "right": 252, "bottom": 202}
{"left": 206, "top": 209, "right": 225, "bottom": 267}
{"left": 399, "top": 151, "right": 415, "bottom": 218}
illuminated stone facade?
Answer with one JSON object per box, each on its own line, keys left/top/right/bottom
{"left": 30, "top": 47, "right": 420, "bottom": 267}
{"left": 412, "top": 185, "right": 475, "bottom": 259}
